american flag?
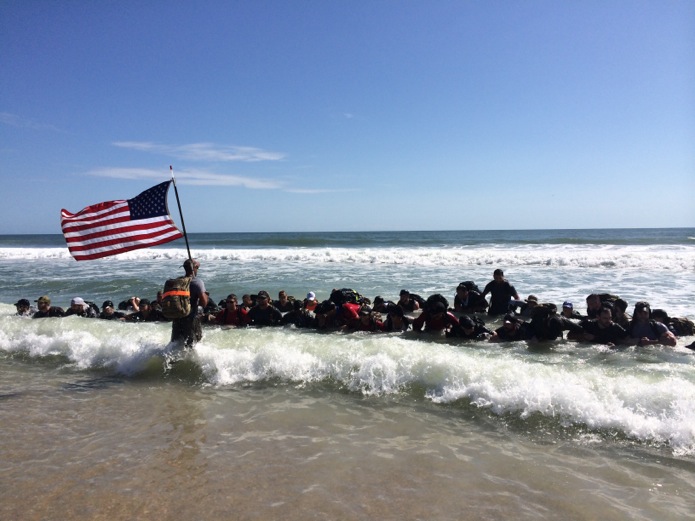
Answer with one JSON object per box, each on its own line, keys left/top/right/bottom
{"left": 61, "top": 181, "right": 184, "bottom": 261}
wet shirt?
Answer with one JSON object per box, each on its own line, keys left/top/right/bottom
{"left": 629, "top": 320, "right": 668, "bottom": 341}
{"left": 582, "top": 320, "right": 628, "bottom": 345}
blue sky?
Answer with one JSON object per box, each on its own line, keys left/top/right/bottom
{"left": 1, "top": 1, "right": 693, "bottom": 234}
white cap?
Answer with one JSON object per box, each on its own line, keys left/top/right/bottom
{"left": 306, "top": 292, "right": 316, "bottom": 301}
{"left": 71, "top": 297, "right": 85, "bottom": 306}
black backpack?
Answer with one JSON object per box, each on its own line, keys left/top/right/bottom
{"left": 425, "top": 293, "right": 450, "bottom": 312}
{"left": 459, "top": 281, "right": 482, "bottom": 294}
{"left": 329, "top": 288, "right": 363, "bottom": 306}
{"left": 669, "top": 317, "right": 695, "bottom": 336}
{"left": 409, "top": 293, "right": 427, "bottom": 308}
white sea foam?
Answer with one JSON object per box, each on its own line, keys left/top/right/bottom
{"left": 2, "top": 311, "right": 694, "bottom": 455}
{"left": 1, "top": 244, "right": 694, "bottom": 270}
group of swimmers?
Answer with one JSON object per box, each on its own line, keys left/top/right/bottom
{"left": 12, "top": 267, "right": 695, "bottom": 350}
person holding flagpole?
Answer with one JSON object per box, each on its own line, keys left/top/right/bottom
{"left": 171, "top": 258, "right": 208, "bottom": 348}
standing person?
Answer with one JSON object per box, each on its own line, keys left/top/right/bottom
{"left": 171, "top": 258, "right": 208, "bottom": 348}
{"left": 481, "top": 269, "right": 520, "bottom": 316}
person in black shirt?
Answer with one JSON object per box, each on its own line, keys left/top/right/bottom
{"left": 581, "top": 305, "right": 628, "bottom": 347}
{"left": 32, "top": 295, "right": 65, "bottom": 318}
{"left": 482, "top": 269, "right": 520, "bottom": 315}
{"left": 247, "top": 290, "right": 283, "bottom": 327}
{"left": 98, "top": 300, "right": 126, "bottom": 320}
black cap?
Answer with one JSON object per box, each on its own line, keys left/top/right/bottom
{"left": 102, "top": 300, "right": 114, "bottom": 309}
{"left": 15, "top": 298, "right": 30, "bottom": 307}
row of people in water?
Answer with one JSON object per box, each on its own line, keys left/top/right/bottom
{"left": 13, "top": 274, "right": 695, "bottom": 349}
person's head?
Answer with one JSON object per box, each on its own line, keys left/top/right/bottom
{"left": 36, "top": 295, "right": 51, "bottom": 310}
{"left": 633, "top": 301, "right": 651, "bottom": 320}
{"left": 502, "top": 314, "right": 518, "bottom": 331}
{"left": 139, "top": 299, "right": 151, "bottom": 313}
{"left": 399, "top": 289, "right": 410, "bottom": 302}
{"left": 101, "top": 300, "right": 115, "bottom": 314}
{"left": 430, "top": 301, "right": 447, "bottom": 317}
{"left": 306, "top": 291, "right": 316, "bottom": 302}
{"left": 561, "top": 301, "right": 573, "bottom": 316}
{"left": 156, "top": 291, "right": 163, "bottom": 302}
{"left": 525, "top": 295, "right": 538, "bottom": 308}
{"left": 225, "top": 294, "right": 238, "bottom": 309}
{"left": 242, "top": 294, "right": 253, "bottom": 307}
{"left": 598, "top": 305, "right": 614, "bottom": 326}
{"left": 278, "top": 291, "right": 288, "bottom": 302}
{"left": 359, "top": 306, "right": 374, "bottom": 326}
{"left": 614, "top": 298, "right": 628, "bottom": 314}
{"left": 586, "top": 294, "right": 601, "bottom": 310}
{"left": 183, "top": 258, "right": 200, "bottom": 276}
{"left": 493, "top": 269, "right": 505, "bottom": 282}
{"left": 651, "top": 308, "right": 669, "bottom": 324}
{"left": 70, "top": 297, "right": 87, "bottom": 312}
{"left": 456, "top": 284, "right": 469, "bottom": 296}
{"left": 460, "top": 316, "right": 475, "bottom": 333}
{"left": 256, "top": 290, "right": 271, "bottom": 308}
{"left": 15, "top": 298, "right": 31, "bottom": 313}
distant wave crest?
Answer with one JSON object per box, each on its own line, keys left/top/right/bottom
{"left": 1, "top": 245, "right": 694, "bottom": 271}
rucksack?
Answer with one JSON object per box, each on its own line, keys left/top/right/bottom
{"left": 669, "top": 317, "right": 695, "bottom": 336}
{"left": 409, "top": 293, "right": 427, "bottom": 308}
{"left": 425, "top": 293, "right": 450, "bottom": 312}
{"left": 459, "top": 281, "right": 482, "bottom": 294}
{"left": 161, "top": 276, "right": 192, "bottom": 319}
{"left": 85, "top": 300, "right": 100, "bottom": 316}
{"left": 598, "top": 293, "right": 621, "bottom": 305}
{"left": 329, "top": 288, "right": 363, "bottom": 306}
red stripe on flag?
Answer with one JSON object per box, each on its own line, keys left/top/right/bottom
{"left": 60, "top": 181, "right": 183, "bottom": 261}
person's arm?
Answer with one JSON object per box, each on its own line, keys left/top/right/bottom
{"left": 510, "top": 285, "right": 520, "bottom": 301}
{"left": 412, "top": 312, "right": 426, "bottom": 332}
{"left": 659, "top": 330, "right": 677, "bottom": 347}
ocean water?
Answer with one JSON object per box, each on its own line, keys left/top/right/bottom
{"left": 1, "top": 228, "right": 694, "bottom": 520}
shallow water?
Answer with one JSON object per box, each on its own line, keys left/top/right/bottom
{"left": 1, "top": 359, "right": 694, "bottom": 521}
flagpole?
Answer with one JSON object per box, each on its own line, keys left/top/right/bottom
{"left": 170, "top": 165, "right": 193, "bottom": 263}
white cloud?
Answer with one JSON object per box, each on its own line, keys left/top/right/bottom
{"left": 112, "top": 141, "right": 285, "bottom": 162}
{"left": 0, "top": 112, "right": 61, "bottom": 132}
{"left": 285, "top": 187, "right": 361, "bottom": 194}
{"left": 86, "top": 167, "right": 284, "bottom": 190}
